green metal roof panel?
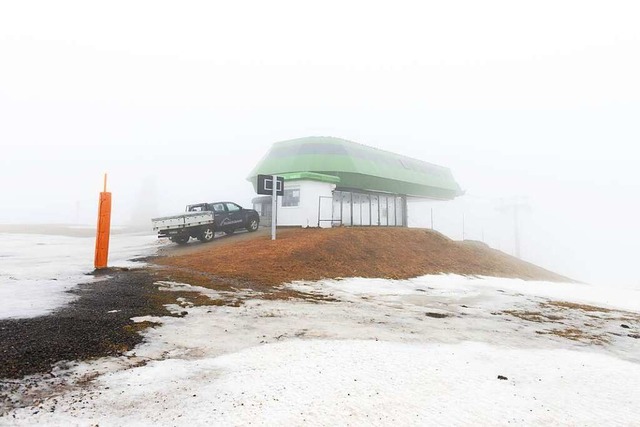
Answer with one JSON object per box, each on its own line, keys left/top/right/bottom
{"left": 248, "top": 136, "right": 463, "bottom": 199}
{"left": 279, "top": 171, "right": 341, "bottom": 184}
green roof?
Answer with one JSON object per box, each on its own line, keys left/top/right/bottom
{"left": 247, "top": 136, "right": 463, "bottom": 199}
{"left": 279, "top": 171, "right": 341, "bottom": 184}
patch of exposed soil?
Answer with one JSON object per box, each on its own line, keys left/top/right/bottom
{"left": 536, "top": 328, "right": 610, "bottom": 345}
{"left": 502, "top": 310, "right": 564, "bottom": 323}
{"left": 543, "top": 301, "right": 613, "bottom": 313}
{"left": 148, "top": 267, "right": 336, "bottom": 303}
{"left": 425, "top": 312, "right": 450, "bottom": 319}
{"left": 541, "top": 301, "right": 640, "bottom": 323}
{"left": 154, "top": 227, "right": 571, "bottom": 286}
{"left": 504, "top": 301, "right": 640, "bottom": 346}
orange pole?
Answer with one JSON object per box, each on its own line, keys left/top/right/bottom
{"left": 94, "top": 173, "right": 112, "bottom": 269}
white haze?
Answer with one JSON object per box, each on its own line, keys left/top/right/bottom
{"left": 1, "top": 0, "right": 639, "bottom": 287}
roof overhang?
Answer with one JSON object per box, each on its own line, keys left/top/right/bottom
{"left": 247, "top": 136, "right": 463, "bottom": 200}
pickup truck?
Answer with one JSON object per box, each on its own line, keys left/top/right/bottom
{"left": 151, "top": 202, "right": 260, "bottom": 244}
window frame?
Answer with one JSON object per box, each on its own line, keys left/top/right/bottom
{"left": 282, "top": 186, "right": 301, "bottom": 208}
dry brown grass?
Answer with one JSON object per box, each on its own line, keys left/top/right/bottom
{"left": 536, "top": 327, "right": 610, "bottom": 345}
{"left": 101, "top": 340, "right": 132, "bottom": 355}
{"left": 150, "top": 264, "right": 335, "bottom": 303}
{"left": 503, "top": 310, "right": 564, "bottom": 323}
{"left": 154, "top": 227, "right": 570, "bottom": 287}
{"left": 148, "top": 288, "right": 220, "bottom": 309}
{"left": 150, "top": 268, "right": 235, "bottom": 292}
{"left": 543, "top": 301, "right": 612, "bottom": 313}
{"left": 542, "top": 301, "right": 640, "bottom": 323}
{"left": 123, "top": 321, "right": 162, "bottom": 334}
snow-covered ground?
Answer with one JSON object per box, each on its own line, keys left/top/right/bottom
{"left": 3, "top": 273, "right": 639, "bottom": 425}
{"left": 6, "top": 340, "right": 640, "bottom": 426}
{"left": 0, "top": 232, "right": 162, "bottom": 319}
{"left": 1, "top": 232, "right": 639, "bottom": 425}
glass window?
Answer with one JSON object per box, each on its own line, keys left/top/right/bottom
{"left": 388, "top": 196, "right": 396, "bottom": 226}
{"left": 341, "top": 192, "right": 352, "bottom": 226}
{"left": 379, "top": 195, "right": 388, "bottom": 226}
{"left": 361, "top": 194, "right": 371, "bottom": 226}
{"left": 396, "top": 197, "right": 404, "bottom": 226}
{"left": 212, "top": 203, "right": 225, "bottom": 212}
{"left": 225, "top": 203, "right": 241, "bottom": 212}
{"left": 371, "top": 195, "right": 379, "bottom": 226}
{"left": 283, "top": 188, "right": 300, "bottom": 207}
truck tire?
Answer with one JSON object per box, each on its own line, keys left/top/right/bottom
{"left": 198, "top": 226, "right": 215, "bottom": 242}
{"left": 171, "top": 235, "right": 190, "bottom": 245}
{"left": 246, "top": 218, "right": 259, "bottom": 232}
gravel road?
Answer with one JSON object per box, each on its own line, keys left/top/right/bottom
{"left": 0, "top": 269, "right": 165, "bottom": 379}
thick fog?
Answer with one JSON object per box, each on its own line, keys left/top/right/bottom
{"left": 1, "top": 1, "right": 639, "bottom": 287}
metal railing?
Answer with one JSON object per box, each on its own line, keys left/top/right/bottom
{"left": 317, "top": 196, "right": 341, "bottom": 227}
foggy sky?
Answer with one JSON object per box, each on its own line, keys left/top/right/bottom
{"left": 1, "top": 0, "right": 639, "bottom": 287}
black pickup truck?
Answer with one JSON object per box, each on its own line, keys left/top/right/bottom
{"left": 151, "top": 201, "right": 260, "bottom": 244}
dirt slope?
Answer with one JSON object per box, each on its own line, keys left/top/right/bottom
{"left": 155, "top": 227, "right": 570, "bottom": 285}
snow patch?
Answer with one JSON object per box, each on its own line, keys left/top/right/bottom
{"left": 8, "top": 340, "right": 640, "bottom": 425}
{"left": 0, "top": 233, "right": 163, "bottom": 319}
{"left": 292, "top": 274, "right": 640, "bottom": 313}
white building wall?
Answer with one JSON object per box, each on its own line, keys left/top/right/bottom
{"left": 277, "top": 180, "right": 336, "bottom": 228}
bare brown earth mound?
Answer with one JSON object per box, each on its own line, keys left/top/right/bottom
{"left": 155, "top": 227, "right": 570, "bottom": 285}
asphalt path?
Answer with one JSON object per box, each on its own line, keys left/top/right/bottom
{"left": 158, "top": 227, "right": 271, "bottom": 257}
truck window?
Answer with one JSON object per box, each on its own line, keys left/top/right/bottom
{"left": 212, "top": 203, "right": 225, "bottom": 212}
{"left": 225, "top": 203, "right": 241, "bottom": 212}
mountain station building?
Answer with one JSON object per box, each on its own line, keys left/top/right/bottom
{"left": 248, "top": 136, "right": 462, "bottom": 228}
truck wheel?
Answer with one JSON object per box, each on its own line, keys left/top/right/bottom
{"left": 247, "top": 218, "right": 259, "bottom": 232}
{"left": 199, "top": 227, "right": 215, "bottom": 242}
{"left": 171, "top": 235, "right": 190, "bottom": 245}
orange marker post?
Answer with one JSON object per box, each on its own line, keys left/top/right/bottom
{"left": 94, "top": 173, "right": 112, "bottom": 269}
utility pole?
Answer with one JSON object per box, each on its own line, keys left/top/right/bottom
{"left": 496, "top": 196, "right": 531, "bottom": 259}
{"left": 271, "top": 175, "right": 277, "bottom": 240}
